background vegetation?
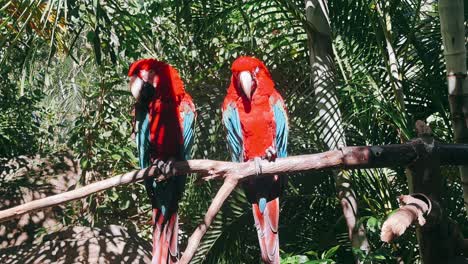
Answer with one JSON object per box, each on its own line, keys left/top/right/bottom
{"left": 0, "top": 0, "right": 466, "bottom": 263}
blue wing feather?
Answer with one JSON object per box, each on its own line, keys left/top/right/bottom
{"left": 222, "top": 103, "right": 243, "bottom": 162}
{"left": 272, "top": 99, "right": 288, "bottom": 158}
{"left": 181, "top": 106, "right": 196, "bottom": 160}
{"left": 136, "top": 109, "right": 150, "bottom": 168}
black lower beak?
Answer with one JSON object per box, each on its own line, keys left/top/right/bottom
{"left": 139, "top": 82, "right": 155, "bottom": 104}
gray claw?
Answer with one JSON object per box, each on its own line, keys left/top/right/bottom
{"left": 265, "top": 146, "right": 277, "bottom": 162}
{"left": 163, "top": 158, "right": 175, "bottom": 176}
{"left": 153, "top": 159, "right": 165, "bottom": 170}
{"left": 153, "top": 158, "right": 175, "bottom": 179}
{"left": 254, "top": 157, "right": 262, "bottom": 176}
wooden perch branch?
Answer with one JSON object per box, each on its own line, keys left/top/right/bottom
{"left": 1, "top": 142, "right": 468, "bottom": 263}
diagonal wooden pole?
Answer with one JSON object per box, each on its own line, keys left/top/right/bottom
{"left": 179, "top": 178, "right": 238, "bottom": 263}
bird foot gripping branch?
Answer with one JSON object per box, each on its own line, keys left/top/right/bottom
{"left": 152, "top": 158, "right": 176, "bottom": 182}
{"left": 264, "top": 146, "right": 277, "bottom": 162}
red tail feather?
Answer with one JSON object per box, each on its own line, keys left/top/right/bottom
{"left": 151, "top": 209, "right": 179, "bottom": 264}
{"left": 252, "top": 198, "right": 280, "bottom": 264}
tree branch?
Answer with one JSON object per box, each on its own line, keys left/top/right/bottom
{"left": 1, "top": 143, "right": 468, "bottom": 224}
{"left": 1, "top": 142, "right": 468, "bottom": 263}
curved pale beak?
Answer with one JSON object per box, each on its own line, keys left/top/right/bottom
{"left": 129, "top": 75, "right": 144, "bottom": 99}
{"left": 239, "top": 71, "right": 253, "bottom": 100}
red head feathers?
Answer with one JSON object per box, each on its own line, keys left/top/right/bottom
{"left": 128, "top": 58, "right": 160, "bottom": 77}
{"left": 227, "top": 56, "right": 275, "bottom": 100}
{"left": 231, "top": 56, "right": 272, "bottom": 77}
{"left": 128, "top": 58, "right": 186, "bottom": 101}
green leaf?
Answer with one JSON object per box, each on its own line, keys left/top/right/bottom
{"left": 367, "top": 216, "right": 380, "bottom": 233}
{"left": 323, "top": 245, "right": 340, "bottom": 259}
{"left": 80, "top": 158, "right": 89, "bottom": 170}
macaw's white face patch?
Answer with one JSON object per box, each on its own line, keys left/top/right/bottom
{"left": 129, "top": 75, "right": 144, "bottom": 99}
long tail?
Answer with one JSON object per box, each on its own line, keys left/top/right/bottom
{"left": 252, "top": 197, "right": 280, "bottom": 264}
{"left": 151, "top": 208, "right": 179, "bottom": 264}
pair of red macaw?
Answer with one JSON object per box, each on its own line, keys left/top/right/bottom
{"left": 128, "top": 56, "right": 288, "bottom": 264}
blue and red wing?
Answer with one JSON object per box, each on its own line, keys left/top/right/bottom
{"left": 180, "top": 95, "right": 196, "bottom": 160}
{"left": 135, "top": 95, "right": 196, "bottom": 264}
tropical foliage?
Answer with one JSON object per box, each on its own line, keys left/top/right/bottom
{"left": 0, "top": 0, "right": 466, "bottom": 263}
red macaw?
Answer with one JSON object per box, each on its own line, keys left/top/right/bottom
{"left": 128, "top": 59, "right": 196, "bottom": 264}
{"left": 222, "top": 56, "right": 289, "bottom": 264}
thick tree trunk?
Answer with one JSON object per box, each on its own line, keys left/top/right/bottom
{"left": 438, "top": 0, "right": 468, "bottom": 213}
{"left": 304, "top": 0, "right": 370, "bottom": 256}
